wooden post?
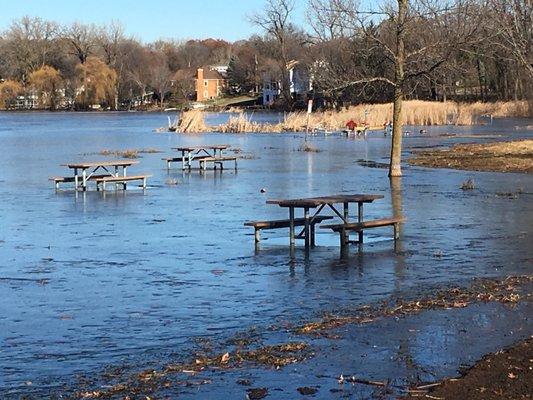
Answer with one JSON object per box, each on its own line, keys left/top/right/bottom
{"left": 358, "top": 202, "right": 363, "bottom": 243}
{"left": 304, "top": 207, "right": 310, "bottom": 248}
{"left": 74, "top": 168, "right": 79, "bottom": 190}
{"left": 289, "top": 207, "right": 295, "bottom": 246}
{"left": 343, "top": 202, "right": 349, "bottom": 222}
{"left": 82, "top": 169, "right": 87, "bottom": 191}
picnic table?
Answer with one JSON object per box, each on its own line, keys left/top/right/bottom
{"left": 266, "top": 194, "right": 384, "bottom": 247}
{"left": 57, "top": 160, "right": 139, "bottom": 191}
{"left": 169, "top": 144, "right": 230, "bottom": 170}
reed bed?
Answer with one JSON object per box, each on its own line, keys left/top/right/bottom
{"left": 178, "top": 110, "right": 209, "bottom": 133}
{"left": 171, "top": 100, "right": 531, "bottom": 134}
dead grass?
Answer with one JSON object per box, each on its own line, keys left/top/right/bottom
{"left": 99, "top": 148, "right": 161, "bottom": 159}
{"left": 178, "top": 110, "right": 209, "bottom": 133}
{"left": 409, "top": 139, "right": 533, "bottom": 174}
{"left": 217, "top": 113, "right": 263, "bottom": 133}
{"left": 200, "top": 100, "right": 531, "bottom": 134}
{"left": 298, "top": 142, "right": 320, "bottom": 152}
{"left": 296, "top": 275, "right": 531, "bottom": 336}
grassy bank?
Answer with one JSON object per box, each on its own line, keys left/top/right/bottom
{"left": 173, "top": 100, "right": 531, "bottom": 133}
{"left": 408, "top": 139, "right": 533, "bottom": 174}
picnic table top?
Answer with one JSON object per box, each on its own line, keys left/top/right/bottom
{"left": 267, "top": 194, "right": 384, "bottom": 208}
{"left": 172, "top": 144, "right": 230, "bottom": 151}
{"left": 61, "top": 160, "right": 139, "bottom": 168}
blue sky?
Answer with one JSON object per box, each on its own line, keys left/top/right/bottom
{"left": 0, "top": 0, "right": 309, "bottom": 42}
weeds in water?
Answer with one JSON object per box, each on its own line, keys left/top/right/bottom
{"left": 298, "top": 142, "right": 320, "bottom": 152}
{"left": 99, "top": 148, "right": 162, "bottom": 159}
{"left": 460, "top": 178, "right": 475, "bottom": 190}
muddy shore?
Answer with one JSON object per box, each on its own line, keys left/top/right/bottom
{"left": 408, "top": 139, "right": 533, "bottom": 174}
{"left": 404, "top": 338, "right": 532, "bottom": 399}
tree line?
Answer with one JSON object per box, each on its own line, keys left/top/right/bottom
{"left": 0, "top": 0, "right": 530, "bottom": 114}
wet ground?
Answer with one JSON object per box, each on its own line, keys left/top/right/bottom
{"left": 0, "top": 112, "right": 531, "bottom": 398}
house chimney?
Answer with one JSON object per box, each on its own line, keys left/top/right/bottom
{"left": 196, "top": 68, "right": 204, "bottom": 101}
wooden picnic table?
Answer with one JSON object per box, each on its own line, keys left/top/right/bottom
{"left": 171, "top": 144, "right": 230, "bottom": 169}
{"left": 61, "top": 160, "right": 139, "bottom": 191}
{"left": 267, "top": 194, "right": 384, "bottom": 247}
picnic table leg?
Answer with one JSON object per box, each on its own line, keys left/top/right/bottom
{"left": 289, "top": 207, "right": 295, "bottom": 246}
{"left": 74, "top": 168, "right": 79, "bottom": 190}
{"left": 188, "top": 152, "right": 193, "bottom": 170}
{"left": 82, "top": 168, "right": 87, "bottom": 191}
{"left": 304, "top": 207, "right": 310, "bottom": 248}
{"left": 358, "top": 202, "right": 364, "bottom": 243}
{"left": 181, "top": 151, "right": 186, "bottom": 170}
{"left": 343, "top": 202, "right": 349, "bottom": 244}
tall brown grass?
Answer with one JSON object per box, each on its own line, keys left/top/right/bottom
{"left": 170, "top": 100, "right": 531, "bottom": 134}
{"left": 178, "top": 110, "right": 209, "bottom": 133}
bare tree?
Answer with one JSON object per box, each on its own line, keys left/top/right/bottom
{"left": 63, "top": 22, "right": 98, "bottom": 64}
{"left": 491, "top": 0, "right": 532, "bottom": 79}
{"left": 308, "top": 0, "right": 484, "bottom": 177}
{"left": 2, "top": 16, "right": 58, "bottom": 80}
{"left": 251, "top": 0, "right": 299, "bottom": 108}
{"left": 149, "top": 52, "right": 173, "bottom": 109}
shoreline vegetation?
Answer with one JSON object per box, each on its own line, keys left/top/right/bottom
{"left": 408, "top": 139, "right": 533, "bottom": 174}
{"left": 168, "top": 100, "right": 532, "bottom": 134}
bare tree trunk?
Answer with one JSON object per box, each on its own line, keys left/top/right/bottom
{"left": 389, "top": 0, "right": 407, "bottom": 178}
{"left": 389, "top": 85, "right": 404, "bottom": 177}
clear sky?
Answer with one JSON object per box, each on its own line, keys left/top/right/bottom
{"left": 0, "top": 0, "right": 309, "bottom": 42}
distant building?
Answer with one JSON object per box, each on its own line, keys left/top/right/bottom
{"left": 14, "top": 94, "right": 38, "bottom": 110}
{"left": 262, "top": 63, "right": 310, "bottom": 106}
{"left": 195, "top": 67, "right": 227, "bottom": 102}
{"left": 262, "top": 78, "right": 280, "bottom": 106}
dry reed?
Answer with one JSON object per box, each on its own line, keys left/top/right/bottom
{"left": 170, "top": 100, "right": 530, "bottom": 134}
{"left": 178, "top": 110, "right": 209, "bottom": 133}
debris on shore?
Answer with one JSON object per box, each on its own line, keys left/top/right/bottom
{"left": 403, "top": 338, "right": 533, "bottom": 400}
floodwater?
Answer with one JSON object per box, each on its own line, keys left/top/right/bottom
{"left": 0, "top": 112, "right": 531, "bottom": 398}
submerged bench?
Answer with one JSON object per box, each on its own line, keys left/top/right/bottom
{"left": 95, "top": 175, "right": 151, "bottom": 191}
{"left": 50, "top": 174, "right": 109, "bottom": 190}
{"left": 199, "top": 156, "right": 238, "bottom": 171}
{"left": 321, "top": 217, "right": 403, "bottom": 248}
{"left": 245, "top": 215, "right": 334, "bottom": 243}
{"left": 163, "top": 155, "right": 210, "bottom": 170}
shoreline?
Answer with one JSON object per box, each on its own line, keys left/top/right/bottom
{"left": 36, "top": 275, "right": 531, "bottom": 399}
{"left": 404, "top": 338, "right": 532, "bottom": 399}
{"left": 408, "top": 139, "right": 533, "bottom": 174}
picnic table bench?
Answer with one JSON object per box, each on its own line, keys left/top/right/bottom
{"left": 245, "top": 215, "right": 333, "bottom": 243}
{"left": 321, "top": 217, "right": 403, "bottom": 249}
{"left": 95, "top": 174, "right": 151, "bottom": 191}
{"left": 199, "top": 156, "right": 238, "bottom": 171}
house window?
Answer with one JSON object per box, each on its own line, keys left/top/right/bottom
{"left": 204, "top": 80, "right": 208, "bottom": 87}
{"left": 204, "top": 90, "right": 208, "bottom": 98}
{"left": 266, "top": 95, "right": 270, "bottom": 102}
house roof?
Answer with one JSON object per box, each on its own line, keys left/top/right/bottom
{"left": 199, "top": 68, "right": 226, "bottom": 80}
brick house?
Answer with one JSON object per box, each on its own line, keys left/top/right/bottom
{"left": 195, "top": 67, "right": 227, "bottom": 102}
